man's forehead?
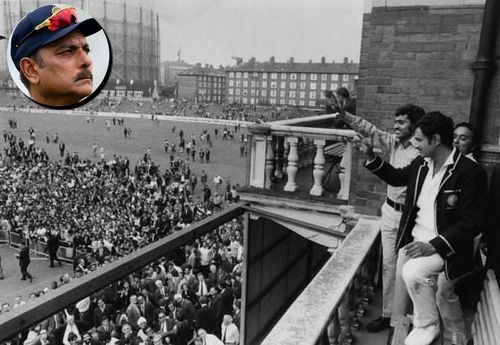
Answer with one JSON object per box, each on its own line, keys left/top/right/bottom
{"left": 42, "top": 30, "right": 88, "bottom": 50}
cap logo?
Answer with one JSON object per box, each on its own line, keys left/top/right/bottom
{"left": 35, "top": 6, "right": 79, "bottom": 32}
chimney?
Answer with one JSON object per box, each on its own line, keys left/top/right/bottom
{"left": 332, "top": 60, "right": 336, "bottom": 63}
{"left": 196, "top": 63, "right": 201, "bottom": 68}
{"left": 236, "top": 58, "right": 243, "bottom": 66}
{"left": 205, "top": 64, "right": 209, "bottom": 69}
{"left": 210, "top": 64, "right": 213, "bottom": 69}
{"left": 270, "top": 56, "right": 275, "bottom": 64}
{"left": 343, "top": 57, "right": 348, "bottom": 64}
{"left": 308, "top": 59, "right": 312, "bottom": 64}
{"left": 249, "top": 57, "right": 256, "bottom": 66}
{"left": 321, "top": 56, "right": 326, "bottom": 64}
{"left": 289, "top": 57, "right": 294, "bottom": 64}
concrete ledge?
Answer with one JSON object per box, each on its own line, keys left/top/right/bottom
{"left": 260, "top": 215, "right": 380, "bottom": 345}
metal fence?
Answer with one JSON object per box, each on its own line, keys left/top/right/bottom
{"left": 8, "top": 230, "right": 76, "bottom": 263}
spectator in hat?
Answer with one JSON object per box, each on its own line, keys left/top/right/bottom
{"left": 10, "top": 5, "right": 102, "bottom": 107}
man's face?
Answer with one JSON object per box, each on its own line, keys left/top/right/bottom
{"left": 453, "top": 126, "right": 474, "bottom": 155}
{"left": 413, "top": 127, "right": 435, "bottom": 158}
{"left": 28, "top": 30, "right": 93, "bottom": 106}
{"left": 393, "top": 114, "right": 413, "bottom": 142}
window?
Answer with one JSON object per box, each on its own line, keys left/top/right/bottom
{"left": 281, "top": 73, "right": 287, "bottom": 80}
{"left": 253, "top": 72, "right": 258, "bottom": 77}
{"left": 242, "top": 97, "right": 248, "bottom": 104}
{"left": 331, "top": 74, "right": 338, "bottom": 81}
{"left": 229, "top": 80, "right": 234, "bottom": 87}
{"left": 228, "top": 96, "right": 234, "bottom": 102}
{"left": 262, "top": 72, "right": 268, "bottom": 79}
{"left": 262, "top": 81, "right": 268, "bottom": 88}
{"left": 343, "top": 74, "right": 349, "bottom": 81}
{"left": 261, "top": 90, "right": 267, "bottom": 96}
{"left": 235, "top": 89, "right": 241, "bottom": 95}
{"left": 331, "top": 83, "right": 338, "bottom": 90}
{"left": 309, "top": 101, "right": 316, "bottom": 107}
{"left": 236, "top": 72, "right": 241, "bottom": 78}
{"left": 250, "top": 89, "right": 256, "bottom": 96}
{"left": 251, "top": 81, "right": 256, "bottom": 87}
{"left": 309, "top": 91, "right": 316, "bottom": 99}
{"left": 270, "top": 98, "right": 276, "bottom": 105}
{"left": 299, "top": 100, "right": 305, "bottom": 106}
{"left": 289, "top": 90, "right": 296, "bottom": 98}
{"left": 242, "top": 90, "right": 248, "bottom": 96}
{"left": 271, "top": 73, "right": 278, "bottom": 79}
{"left": 243, "top": 72, "right": 248, "bottom": 78}
{"left": 342, "top": 83, "right": 349, "bottom": 88}
{"left": 311, "top": 74, "right": 317, "bottom": 81}
{"left": 299, "top": 91, "right": 305, "bottom": 98}
{"left": 243, "top": 81, "right": 248, "bottom": 87}
{"left": 250, "top": 98, "right": 255, "bottom": 104}
{"left": 300, "top": 82, "right": 306, "bottom": 90}
{"left": 270, "top": 90, "right": 277, "bottom": 97}
{"left": 235, "top": 80, "right": 241, "bottom": 87}
{"left": 321, "top": 74, "right": 327, "bottom": 81}
{"left": 300, "top": 73, "right": 306, "bottom": 80}
{"left": 321, "top": 83, "right": 326, "bottom": 90}
{"left": 310, "top": 83, "right": 317, "bottom": 90}
{"left": 289, "top": 99, "right": 296, "bottom": 106}
{"left": 271, "top": 82, "right": 277, "bottom": 89}
{"left": 229, "top": 72, "right": 234, "bottom": 78}
{"left": 290, "top": 73, "right": 297, "bottom": 80}
{"left": 280, "top": 81, "right": 286, "bottom": 89}
{"left": 290, "top": 82, "right": 296, "bottom": 89}
{"left": 280, "top": 90, "right": 286, "bottom": 98}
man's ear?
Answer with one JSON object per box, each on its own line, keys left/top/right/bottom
{"left": 19, "top": 57, "right": 40, "bottom": 85}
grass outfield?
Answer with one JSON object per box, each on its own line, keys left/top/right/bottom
{"left": 0, "top": 111, "right": 248, "bottom": 192}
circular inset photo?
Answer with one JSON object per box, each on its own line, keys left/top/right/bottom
{"left": 7, "top": 4, "right": 112, "bottom": 109}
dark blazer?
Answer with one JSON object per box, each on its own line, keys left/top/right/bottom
{"left": 486, "top": 164, "right": 500, "bottom": 280}
{"left": 366, "top": 149, "right": 487, "bottom": 280}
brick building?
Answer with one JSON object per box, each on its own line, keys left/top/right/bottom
{"left": 225, "top": 57, "right": 358, "bottom": 107}
{"left": 177, "top": 65, "right": 226, "bottom": 103}
{"left": 160, "top": 60, "right": 193, "bottom": 87}
{"left": 351, "top": 0, "right": 497, "bottom": 215}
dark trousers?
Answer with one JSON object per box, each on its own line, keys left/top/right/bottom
{"left": 20, "top": 263, "right": 32, "bottom": 279}
{"left": 49, "top": 252, "right": 62, "bottom": 267}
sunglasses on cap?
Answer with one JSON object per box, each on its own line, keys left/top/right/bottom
{"left": 16, "top": 7, "right": 79, "bottom": 48}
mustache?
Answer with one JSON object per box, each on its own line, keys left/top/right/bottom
{"left": 74, "top": 71, "right": 93, "bottom": 82}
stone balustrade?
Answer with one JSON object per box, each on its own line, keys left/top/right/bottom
{"left": 247, "top": 114, "right": 356, "bottom": 200}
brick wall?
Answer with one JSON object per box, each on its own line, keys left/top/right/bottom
{"left": 351, "top": 5, "right": 485, "bottom": 215}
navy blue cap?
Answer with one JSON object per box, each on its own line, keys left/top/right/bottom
{"left": 11, "top": 4, "right": 102, "bottom": 71}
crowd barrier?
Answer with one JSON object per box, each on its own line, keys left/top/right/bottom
{"left": 0, "top": 106, "right": 252, "bottom": 128}
{"left": 8, "top": 229, "right": 76, "bottom": 264}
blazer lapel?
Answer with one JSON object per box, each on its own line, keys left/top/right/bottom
{"left": 439, "top": 150, "right": 461, "bottom": 191}
{"left": 414, "top": 161, "right": 428, "bottom": 205}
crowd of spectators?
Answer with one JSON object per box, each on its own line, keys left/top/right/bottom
{"left": 0, "top": 129, "right": 245, "bottom": 345}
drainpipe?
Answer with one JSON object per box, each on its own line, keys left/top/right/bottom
{"left": 469, "top": 0, "right": 500, "bottom": 142}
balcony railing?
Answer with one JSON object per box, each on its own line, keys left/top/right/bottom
{"left": 260, "top": 215, "right": 381, "bottom": 345}
{"left": 246, "top": 114, "right": 356, "bottom": 203}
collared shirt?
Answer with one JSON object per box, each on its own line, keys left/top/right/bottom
{"left": 221, "top": 323, "right": 239, "bottom": 344}
{"left": 345, "top": 112, "right": 419, "bottom": 204}
{"left": 412, "top": 148, "right": 456, "bottom": 242}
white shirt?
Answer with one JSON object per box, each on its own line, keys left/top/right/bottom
{"left": 412, "top": 149, "right": 455, "bottom": 242}
{"left": 221, "top": 323, "right": 239, "bottom": 344}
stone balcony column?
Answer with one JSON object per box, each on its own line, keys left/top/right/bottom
{"left": 284, "top": 137, "right": 299, "bottom": 192}
{"left": 282, "top": 137, "right": 289, "bottom": 176}
{"left": 274, "top": 136, "right": 284, "bottom": 180}
{"left": 264, "top": 136, "right": 275, "bottom": 189}
{"left": 337, "top": 141, "right": 352, "bottom": 200}
{"left": 247, "top": 124, "right": 271, "bottom": 188}
{"left": 310, "top": 139, "right": 326, "bottom": 196}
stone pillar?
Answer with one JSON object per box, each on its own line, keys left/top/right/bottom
{"left": 282, "top": 137, "right": 289, "bottom": 176}
{"left": 264, "top": 136, "right": 275, "bottom": 189}
{"left": 284, "top": 137, "right": 299, "bottom": 192}
{"left": 310, "top": 139, "right": 326, "bottom": 196}
{"left": 274, "top": 136, "right": 284, "bottom": 180}
{"left": 247, "top": 124, "right": 271, "bottom": 188}
{"left": 338, "top": 141, "right": 352, "bottom": 200}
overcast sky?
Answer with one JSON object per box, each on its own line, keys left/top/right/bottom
{"left": 149, "top": 0, "right": 364, "bottom": 66}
